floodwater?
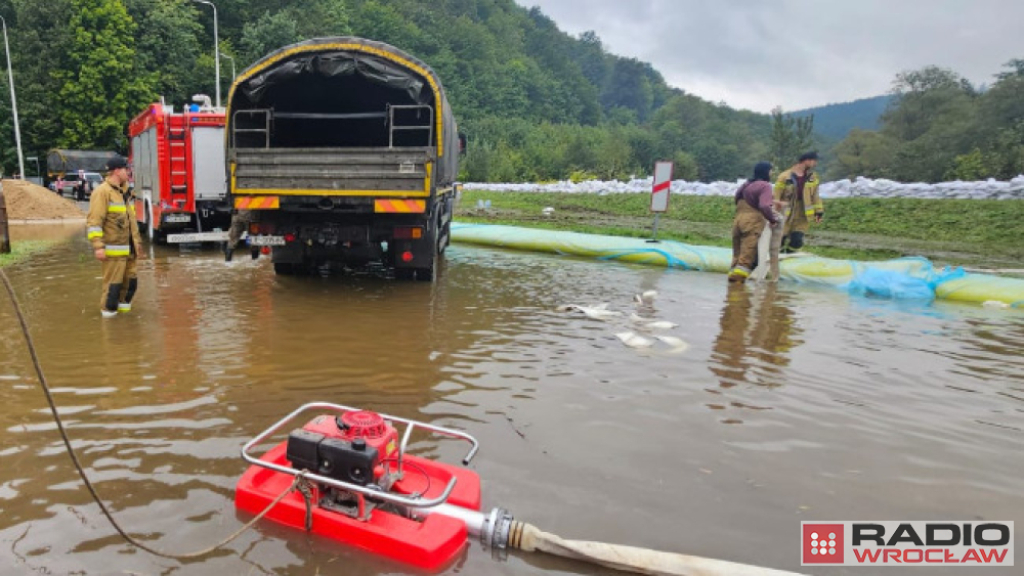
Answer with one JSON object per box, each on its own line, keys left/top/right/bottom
{"left": 1, "top": 227, "right": 1021, "bottom": 576}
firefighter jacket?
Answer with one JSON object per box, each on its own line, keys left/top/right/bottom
{"left": 86, "top": 179, "right": 142, "bottom": 257}
{"left": 773, "top": 169, "right": 823, "bottom": 234}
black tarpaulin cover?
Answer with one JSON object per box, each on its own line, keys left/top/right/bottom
{"left": 46, "top": 149, "right": 119, "bottom": 175}
{"left": 230, "top": 37, "right": 459, "bottom": 185}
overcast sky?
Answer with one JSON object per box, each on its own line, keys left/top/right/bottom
{"left": 516, "top": 0, "right": 1023, "bottom": 112}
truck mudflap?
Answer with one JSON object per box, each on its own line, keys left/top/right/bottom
{"left": 389, "top": 223, "right": 438, "bottom": 281}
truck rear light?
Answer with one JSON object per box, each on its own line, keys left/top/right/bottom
{"left": 284, "top": 233, "right": 296, "bottom": 242}
{"left": 393, "top": 226, "right": 423, "bottom": 240}
{"left": 401, "top": 251, "right": 414, "bottom": 263}
{"left": 261, "top": 247, "right": 271, "bottom": 255}
{"left": 249, "top": 223, "right": 275, "bottom": 234}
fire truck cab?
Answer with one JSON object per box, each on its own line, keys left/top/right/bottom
{"left": 128, "top": 100, "right": 230, "bottom": 242}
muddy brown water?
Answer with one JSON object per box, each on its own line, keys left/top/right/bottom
{"left": 1, "top": 227, "right": 1022, "bottom": 576}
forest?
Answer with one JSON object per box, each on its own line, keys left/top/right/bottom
{"left": 0, "top": 0, "right": 1019, "bottom": 183}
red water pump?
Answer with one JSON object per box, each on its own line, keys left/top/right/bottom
{"left": 285, "top": 411, "right": 399, "bottom": 491}
{"left": 235, "top": 403, "right": 513, "bottom": 571}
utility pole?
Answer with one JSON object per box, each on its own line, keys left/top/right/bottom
{"left": 0, "top": 16, "right": 24, "bottom": 180}
{"left": 192, "top": 0, "right": 220, "bottom": 108}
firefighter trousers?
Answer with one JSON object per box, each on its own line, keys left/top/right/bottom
{"left": 100, "top": 256, "right": 138, "bottom": 312}
{"left": 729, "top": 203, "right": 768, "bottom": 282}
{"left": 228, "top": 210, "right": 252, "bottom": 248}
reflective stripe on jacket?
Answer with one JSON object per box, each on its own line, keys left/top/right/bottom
{"left": 86, "top": 179, "right": 141, "bottom": 255}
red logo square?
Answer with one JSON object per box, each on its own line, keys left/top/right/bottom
{"left": 803, "top": 524, "right": 844, "bottom": 564}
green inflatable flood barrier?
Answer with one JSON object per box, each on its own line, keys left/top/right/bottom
{"left": 450, "top": 223, "right": 1024, "bottom": 308}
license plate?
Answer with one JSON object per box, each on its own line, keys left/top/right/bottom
{"left": 164, "top": 213, "right": 191, "bottom": 223}
{"left": 166, "top": 232, "right": 230, "bottom": 243}
{"left": 248, "top": 235, "right": 286, "bottom": 246}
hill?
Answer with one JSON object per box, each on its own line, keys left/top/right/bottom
{"left": 791, "top": 95, "right": 893, "bottom": 140}
{"left": 0, "top": 0, "right": 772, "bottom": 183}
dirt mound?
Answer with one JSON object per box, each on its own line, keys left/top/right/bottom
{"left": 1, "top": 179, "right": 85, "bottom": 220}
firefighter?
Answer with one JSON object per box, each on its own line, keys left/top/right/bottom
{"left": 86, "top": 156, "right": 142, "bottom": 318}
{"left": 224, "top": 209, "right": 252, "bottom": 262}
{"left": 773, "top": 151, "right": 824, "bottom": 252}
{"left": 729, "top": 162, "right": 781, "bottom": 283}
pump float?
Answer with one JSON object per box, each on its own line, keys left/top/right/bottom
{"left": 236, "top": 402, "right": 510, "bottom": 570}
{"left": 235, "top": 402, "right": 803, "bottom": 576}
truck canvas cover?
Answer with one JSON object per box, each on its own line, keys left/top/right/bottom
{"left": 227, "top": 37, "right": 459, "bottom": 186}
{"left": 47, "top": 149, "right": 119, "bottom": 175}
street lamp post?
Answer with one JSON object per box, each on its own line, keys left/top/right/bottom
{"left": 192, "top": 0, "right": 220, "bottom": 109}
{"left": 219, "top": 51, "right": 235, "bottom": 82}
{"left": 0, "top": 16, "right": 24, "bottom": 180}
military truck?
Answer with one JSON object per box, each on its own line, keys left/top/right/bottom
{"left": 225, "top": 37, "right": 461, "bottom": 279}
{"left": 46, "top": 149, "right": 118, "bottom": 200}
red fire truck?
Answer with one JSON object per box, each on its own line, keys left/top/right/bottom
{"left": 128, "top": 101, "right": 230, "bottom": 242}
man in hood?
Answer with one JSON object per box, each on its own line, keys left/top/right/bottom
{"left": 729, "top": 161, "right": 782, "bottom": 283}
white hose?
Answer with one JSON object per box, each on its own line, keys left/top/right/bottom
{"left": 511, "top": 522, "right": 806, "bottom": 576}
{"left": 750, "top": 215, "right": 783, "bottom": 283}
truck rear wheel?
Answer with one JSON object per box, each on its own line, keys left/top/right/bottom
{"left": 274, "top": 263, "right": 297, "bottom": 275}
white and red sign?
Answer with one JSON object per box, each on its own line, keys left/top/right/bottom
{"left": 802, "top": 521, "right": 1013, "bottom": 567}
{"left": 650, "top": 161, "right": 673, "bottom": 213}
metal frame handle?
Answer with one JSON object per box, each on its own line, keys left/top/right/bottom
{"left": 231, "top": 108, "right": 272, "bottom": 149}
{"left": 241, "top": 401, "right": 479, "bottom": 509}
{"left": 388, "top": 104, "right": 434, "bottom": 148}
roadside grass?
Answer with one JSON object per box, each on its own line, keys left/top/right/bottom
{"left": 457, "top": 191, "right": 1024, "bottom": 266}
{"left": 0, "top": 240, "right": 55, "bottom": 268}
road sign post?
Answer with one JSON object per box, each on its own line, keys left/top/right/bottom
{"left": 0, "top": 184, "right": 10, "bottom": 254}
{"left": 649, "top": 161, "right": 673, "bottom": 242}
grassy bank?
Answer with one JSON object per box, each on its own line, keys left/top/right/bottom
{"left": 456, "top": 191, "right": 1024, "bottom": 268}
{"left": 0, "top": 240, "right": 55, "bottom": 268}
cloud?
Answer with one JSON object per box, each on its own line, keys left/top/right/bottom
{"left": 517, "top": 0, "right": 1023, "bottom": 112}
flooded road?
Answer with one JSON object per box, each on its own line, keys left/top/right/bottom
{"left": 1, "top": 229, "right": 1022, "bottom": 575}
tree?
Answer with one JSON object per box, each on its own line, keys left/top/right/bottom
{"left": 883, "top": 66, "right": 975, "bottom": 142}
{"left": 0, "top": 0, "right": 74, "bottom": 173}
{"left": 0, "top": 0, "right": 786, "bottom": 183}
{"left": 594, "top": 128, "right": 633, "bottom": 180}
{"left": 601, "top": 58, "right": 654, "bottom": 121}
{"left": 768, "top": 107, "right": 814, "bottom": 169}
{"left": 995, "top": 58, "right": 1024, "bottom": 81}
{"left": 127, "top": 0, "right": 206, "bottom": 106}
{"left": 671, "top": 151, "right": 699, "bottom": 181}
{"left": 574, "top": 31, "right": 609, "bottom": 88}
{"left": 239, "top": 10, "right": 302, "bottom": 65}
{"left": 946, "top": 148, "right": 986, "bottom": 181}
{"left": 827, "top": 129, "right": 896, "bottom": 180}
{"left": 290, "top": 0, "right": 352, "bottom": 39}
{"left": 56, "top": 0, "right": 152, "bottom": 150}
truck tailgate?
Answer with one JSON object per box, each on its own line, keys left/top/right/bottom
{"left": 233, "top": 147, "right": 432, "bottom": 196}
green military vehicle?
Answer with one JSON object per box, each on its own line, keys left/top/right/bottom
{"left": 225, "top": 37, "right": 462, "bottom": 279}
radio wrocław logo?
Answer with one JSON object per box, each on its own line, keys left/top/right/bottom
{"left": 801, "top": 522, "right": 1013, "bottom": 567}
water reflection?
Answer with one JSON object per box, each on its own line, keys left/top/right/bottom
{"left": 709, "top": 283, "right": 802, "bottom": 390}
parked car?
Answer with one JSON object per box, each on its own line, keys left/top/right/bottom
{"left": 59, "top": 172, "right": 104, "bottom": 200}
